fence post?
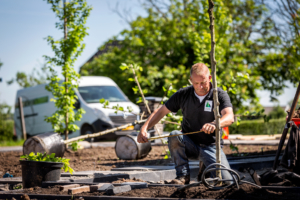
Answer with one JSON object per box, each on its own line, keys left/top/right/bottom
{"left": 18, "top": 97, "right": 27, "bottom": 140}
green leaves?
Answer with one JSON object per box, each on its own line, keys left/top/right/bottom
{"left": 99, "top": 98, "right": 109, "bottom": 108}
{"left": 20, "top": 152, "right": 74, "bottom": 174}
{"left": 70, "top": 139, "right": 84, "bottom": 151}
{"left": 229, "top": 141, "right": 239, "bottom": 155}
{"left": 136, "top": 97, "right": 143, "bottom": 104}
{"left": 99, "top": 98, "right": 105, "bottom": 104}
{"left": 100, "top": 98, "right": 135, "bottom": 115}
{"left": 128, "top": 78, "right": 135, "bottom": 82}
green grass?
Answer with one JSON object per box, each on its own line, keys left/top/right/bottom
{"left": 0, "top": 140, "right": 25, "bottom": 147}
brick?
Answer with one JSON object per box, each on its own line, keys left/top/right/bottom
{"left": 59, "top": 184, "right": 80, "bottom": 191}
{"left": 106, "top": 185, "right": 131, "bottom": 195}
{"left": 121, "top": 182, "right": 148, "bottom": 189}
{"left": 97, "top": 183, "right": 114, "bottom": 192}
{"left": 68, "top": 186, "right": 90, "bottom": 195}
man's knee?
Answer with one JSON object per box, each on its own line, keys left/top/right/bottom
{"left": 168, "top": 130, "right": 182, "bottom": 145}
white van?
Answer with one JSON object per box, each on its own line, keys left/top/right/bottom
{"left": 13, "top": 76, "right": 140, "bottom": 140}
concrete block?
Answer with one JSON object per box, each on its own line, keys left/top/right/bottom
{"left": 97, "top": 183, "right": 114, "bottom": 192}
{"left": 106, "top": 185, "right": 131, "bottom": 195}
{"left": 59, "top": 184, "right": 80, "bottom": 191}
{"left": 120, "top": 182, "right": 148, "bottom": 189}
{"left": 68, "top": 186, "right": 90, "bottom": 195}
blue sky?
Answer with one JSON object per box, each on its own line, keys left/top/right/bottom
{"left": 0, "top": 0, "right": 296, "bottom": 112}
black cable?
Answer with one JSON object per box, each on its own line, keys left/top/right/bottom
{"left": 178, "top": 163, "right": 262, "bottom": 191}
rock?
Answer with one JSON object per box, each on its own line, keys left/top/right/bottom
{"left": 164, "top": 179, "right": 173, "bottom": 184}
{"left": 170, "top": 179, "right": 184, "bottom": 185}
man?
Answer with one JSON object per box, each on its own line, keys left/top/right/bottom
{"left": 137, "top": 63, "right": 235, "bottom": 184}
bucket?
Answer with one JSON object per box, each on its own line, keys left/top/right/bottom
{"left": 115, "top": 132, "right": 152, "bottom": 160}
{"left": 292, "top": 118, "right": 300, "bottom": 127}
{"left": 222, "top": 127, "right": 229, "bottom": 139}
{"left": 20, "top": 160, "right": 63, "bottom": 188}
{"left": 23, "top": 132, "right": 66, "bottom": 157}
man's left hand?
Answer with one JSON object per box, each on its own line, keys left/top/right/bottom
{"left": 201, "top": 122, "right": 216, "bottom": 134}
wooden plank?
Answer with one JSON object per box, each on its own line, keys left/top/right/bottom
{"left": 59, "top": 184, "right": 80, "bottom": 191}
{"left": 68, "top": 186, "right": 90, "bottom": 195}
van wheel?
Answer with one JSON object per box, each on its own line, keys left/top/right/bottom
{"left": 81, "top": 125, "right": 94, "bottom": 142}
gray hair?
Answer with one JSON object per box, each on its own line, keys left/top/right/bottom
{"left": 190, "top": 63, "right": 210, "bottom": 77}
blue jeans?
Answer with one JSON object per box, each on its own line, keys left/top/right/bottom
{"left": 168, "top": 130, "right": 232, "bottom": 180}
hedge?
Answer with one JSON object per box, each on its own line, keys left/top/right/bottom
{"left": 229, "top": 118, "right": 286, "bottom": 135}
{"left": 0, "top": 120, "right": 14, "bottom": 141}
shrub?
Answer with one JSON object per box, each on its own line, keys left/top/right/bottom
{"left": 229, "top": 118, "right": 286, "bottom": 135}
{"left": 268, "top": 106, "right": 287, "bottom": 119}
{"left": 0, "top": 120, "right": 14, "bottom": 141}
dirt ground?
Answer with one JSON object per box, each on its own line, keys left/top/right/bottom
{"left": 2, "top": 144, "right": 298, "bottom": 200}
{"left": 5, "top": 183, "right": 300, "bottom": 200}
{"left": 0, "top": 144, "right": 280, "bottom": 178}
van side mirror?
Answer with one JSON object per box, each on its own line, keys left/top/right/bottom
{"left": 74, "top": 99, "right": 80, "bottom": 110}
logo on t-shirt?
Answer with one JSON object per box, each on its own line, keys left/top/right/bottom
{"left": 204, "top": 100, "right": 213, "bottom": 112}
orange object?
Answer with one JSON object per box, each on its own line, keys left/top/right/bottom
{"left": 222, "top": 127, "right": 229, "bottom": 139}
{"left": 291, "top": 118, "right": 300, "bottom": 126}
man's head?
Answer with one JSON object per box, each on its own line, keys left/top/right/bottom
{"left": 190, "top": 63, "right": 211, "bottom": 96}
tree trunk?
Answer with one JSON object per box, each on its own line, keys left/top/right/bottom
{"left": 207, "top": 0, "right": 222, "bottom": 180}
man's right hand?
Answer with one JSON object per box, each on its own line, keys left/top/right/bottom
{"left": 137, "top": 129, "right": 149, "bottom": 143}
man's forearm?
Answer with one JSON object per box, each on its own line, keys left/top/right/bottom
{"left": 141, "top": 110, "right": 157, "bottom": 131}
{"left": 141, "top": 106, "right": 170, "bottom": 131}
{"left": 218, "top": 113, "right": 234, "bottom": 128}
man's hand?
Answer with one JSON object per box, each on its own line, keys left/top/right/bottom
{"left": 137, "top": 129, "right": 149, "bottom": 143}
{"left": 201, "top": 122, "right": 216, "bottom": 134}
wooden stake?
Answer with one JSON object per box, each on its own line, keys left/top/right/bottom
{"left": 18, "top": 97, "right": 27, "bottom": 140}
{"left": 208, "top": 0, "right": 222, "bottom": 180}
{"left": 130, "top": 65, "right": 167, "bottom": 149}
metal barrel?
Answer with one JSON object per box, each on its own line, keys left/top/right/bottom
{"left": 23, "top": 132, "right": 66, "bottom": 157}
{"left": 115, "top": 132, "right": 152, "bottom": 160}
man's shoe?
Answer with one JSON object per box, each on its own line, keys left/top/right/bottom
{"left": 170, "top": 175, "right": 190, "bottom": 185}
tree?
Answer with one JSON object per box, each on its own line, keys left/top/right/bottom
{"left": 44, "top": 0, "right": 91, "bottom": 140}
{"left": 262, "top": 0, "right": 300, "bottom": 89}
{"left": 80, "top": 0, "right": 286, "bottom": 113}
{"left": 0, "top": 102, "right": 14, "bottom": 141}
{"left": 7, "top": 64, "right": 49, "bottom": 88}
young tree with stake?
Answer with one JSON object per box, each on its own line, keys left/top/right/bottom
{"left": 44, "top": 0, "right": 92, "bottom": 140}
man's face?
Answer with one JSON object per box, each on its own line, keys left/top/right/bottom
{"left": 190, "top": 73, "right": 211, "bottom": 96}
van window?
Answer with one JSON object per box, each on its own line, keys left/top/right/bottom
{"left": 78, "top": 86, "right": 128, "bottom": 103}
{"left": 15, "top": 96, "right": 49, "bottom": 108}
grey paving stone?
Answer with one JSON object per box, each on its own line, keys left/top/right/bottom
{"left": 97, "top": 183, "right": 114, "bottom": 192}
{"left": 121, "top": 182, "right": 148, "bottom": 189}
{"left": 106, "top": 185, "right": 131, "bottom": 195}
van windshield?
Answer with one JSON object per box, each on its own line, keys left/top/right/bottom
{"left": 78, "top": 86, "right": 128, "bottom": 103}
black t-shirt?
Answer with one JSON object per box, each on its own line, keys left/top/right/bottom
{"left": 165, "top": 83, "right": 232, "bottom": 146}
